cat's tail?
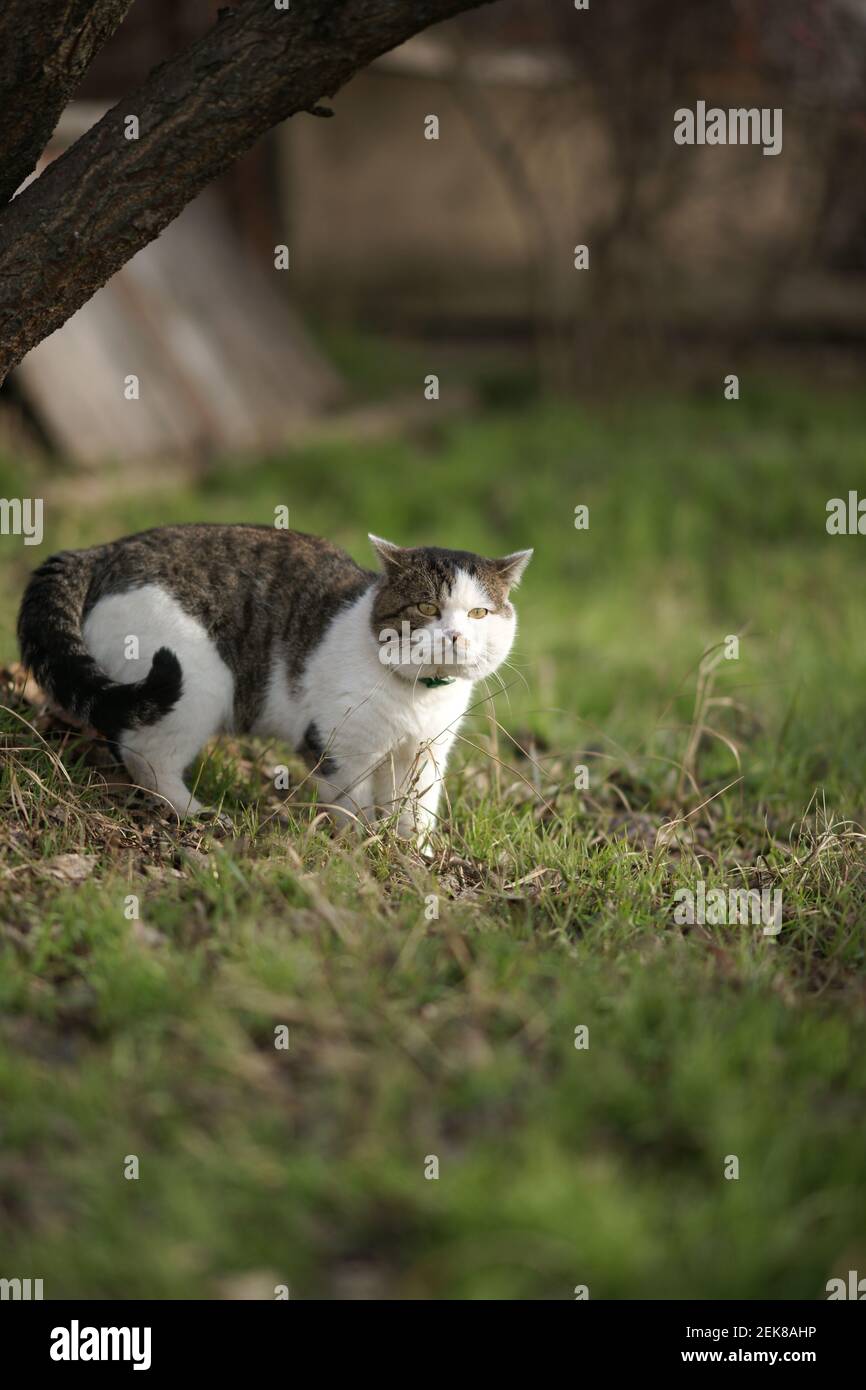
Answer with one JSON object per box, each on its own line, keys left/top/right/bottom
{"left": 17, "top": 549, "right": 182, "bottom": 738}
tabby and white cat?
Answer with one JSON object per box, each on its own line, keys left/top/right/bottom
{"left": 18, "top": 525, "right": 531, "bottom": 842}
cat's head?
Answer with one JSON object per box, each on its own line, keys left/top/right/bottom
{"left": 368, "top": 535, "right": 532, "bottom": 684}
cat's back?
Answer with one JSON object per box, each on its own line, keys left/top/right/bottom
{"left": 84, "top": 523, "right": 375, "bottom": 728}
{"left": 86, "top": 522, "right": 371, "bottom": 627}
{"left": 90, "top": 522, "right": 369, "bottom": 601}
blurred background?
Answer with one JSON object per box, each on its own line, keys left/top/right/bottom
{"left": 3, "top": 0, "right": 866, "bottom": 463}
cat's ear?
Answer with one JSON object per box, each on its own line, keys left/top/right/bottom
{"left": 493, "top": 549, "right": 533, "bottom": 589}
{"left": 369, "top": 534, "right": 409, "bottom": 572}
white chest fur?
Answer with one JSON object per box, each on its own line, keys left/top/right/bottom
{"left": 256, "top": 588, "right": 474, "bottom": 757}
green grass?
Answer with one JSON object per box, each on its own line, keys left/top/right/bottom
{"left": 1, "top": 378, "right": 866, "bottom": 1299}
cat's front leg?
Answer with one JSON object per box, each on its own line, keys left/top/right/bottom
{"left": 411, "top": 760, "right": 445, "bottom": 857}
{"left": 294, "top": 719, "right": 377, "bottom": 830}
{"left": 313, "top": 763, "right": 376, "bottom": 830}
{"left": 386, "top": 735, "right": 454, "bottom": 850}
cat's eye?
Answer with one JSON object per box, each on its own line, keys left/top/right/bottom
{"left": 468, "top": 607, "right": 489, "bottom": 619}
{"left": 416, "top": 601, "right": 439, "bottom": 617}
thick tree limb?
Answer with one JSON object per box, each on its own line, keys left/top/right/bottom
{"left": 0, "top": 0, "right": 136, "bottom": 207}
{"left": 0, "top": 0, "right": 495, "bottom": 383}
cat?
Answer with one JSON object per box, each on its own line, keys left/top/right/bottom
{"left": 17, "top": 524, "right": 531, "bottom": 843}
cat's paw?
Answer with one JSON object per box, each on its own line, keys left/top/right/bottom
{"left": 393, "top": 810, "right": 438, "bottom": 859}
{"left": 412, "top": 821, "right": 440, "bottom": 860}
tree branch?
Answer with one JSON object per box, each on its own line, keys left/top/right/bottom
{"left": 0, "top": 0, "right": 136, "bottom": 207}
{"left": 0, "top": 0, "right": 495, "bottom": 383}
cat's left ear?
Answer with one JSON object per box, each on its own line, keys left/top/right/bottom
{"left": 493, "top": 549, "right": 533, "bottom": 589}
{"left": 368, "top": 534, "right": 409, "bottom": 572}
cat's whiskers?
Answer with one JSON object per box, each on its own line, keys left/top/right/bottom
{"left": 498, "top": 658, "right": 530, "bottom": 693}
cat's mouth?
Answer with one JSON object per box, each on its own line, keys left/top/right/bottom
{"left": 377, "top": 635, "right": 479, "bottom": 682}
{"left": 385, "top": 656, "right": 477, "bottom": 684}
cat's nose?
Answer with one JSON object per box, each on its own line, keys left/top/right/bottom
{"left": 443, "top": 628, "right": 468, "bottom": 657}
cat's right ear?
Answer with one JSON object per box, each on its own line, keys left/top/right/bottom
{"left": 369, "top": 534, "right": 408, "bottom": 572}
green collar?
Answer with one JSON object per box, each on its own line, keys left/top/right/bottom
{"left": 420, "top": 676, "right": 456, "bottom": 689}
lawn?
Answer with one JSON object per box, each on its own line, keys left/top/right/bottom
{"left": 1, "top": 377, "right": 865, "bottom": 1299}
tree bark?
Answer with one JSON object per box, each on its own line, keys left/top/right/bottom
{"left": 0, "top": 0, "right": 135, "bottom": 207}
{"left": 0, "top": 0, "right": 496, "bottom": 384}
